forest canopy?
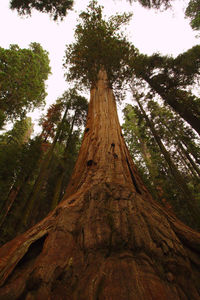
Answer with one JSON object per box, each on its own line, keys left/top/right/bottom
{"left": 9, "top": 0, "right": 200, "bottom": 32}
{"left": 10, "top": 0, "right": 74, "bottom": 20}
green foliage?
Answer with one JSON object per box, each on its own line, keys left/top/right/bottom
{"left": 64, "top": 0, "right": 137, "bottom": 94}
{"left": 40, "top": 88, "right": 88, "bottom": 142}
{"left": 0, "top": 142, "right": 21, "bottom": 205}
{"left": 10, "top": 0, "right": 73, "bottom": 20}
{"left": 129, "top": 0, "right": 199, "bottom": 31}
{"left": 40, "top": 102, "right": 63, "bottom": 141}
{"left": 14, "top": 88, "right": 88, "bottom": 231}
{"left": 0, "top": 43, "right": 51, "bottom": 121}
{"left": 2, "top": 117, "right": 33, "bottom": 145}
{"left": 185, "top": 0, "right": 200, "bottom": 30}
{"left": 132, "top": 45, "right": 200, "bottom": 88}
{"left": 0, "top": 117, "right": 34, "bottom": 196}
{"left": 0, "top": 136, "right": 43, "bottom": 244}
{"left": 57, "top": 88, "right": 88, "bottom": 127}
{"left": 122, "top": 104, "right": 166, "bottom": 199}
{"left": 129, "top": 0, "right": 200, "bottom": 32}
{"left": 0, "top": 125, "right": 42, "bottom": 209}
{"left": 131, "top": 47, "right": 200, "bottom": 133}
{"left": 43, "top": 130, "right": 81, "bottom": 211}
{"left": 0, "top": 110, "right": 6, "bottom": 130}
{"left": 122, "top": 97, "right": 200, "bottom": 229}
{"left": 129, "top": 0, "right": 172, "bottom": 9}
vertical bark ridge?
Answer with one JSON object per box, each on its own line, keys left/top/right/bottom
{"left": 63, "top": 69, "right": 150, "bottom": 200}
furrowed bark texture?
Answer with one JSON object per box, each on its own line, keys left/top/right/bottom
{"left": 0, "top": 70, "right": 200, "bottom": 300}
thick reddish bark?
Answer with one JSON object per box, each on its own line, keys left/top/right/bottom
{"left": 63, "top": 70, "right": 147, "bottom": 199}
{"left": 0, "top": 70, "right": 199, "bottom": 299}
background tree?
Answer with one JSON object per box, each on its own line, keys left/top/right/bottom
{"left": 0, "top": 117, "right": 41, "bottom": 236}
{"left": 147, "top": 100, "right": 200, "bottom": 178}
{"left": 48, "top": 129, "right": 82, "bottom": 210}
{"left": 185, "top": 0, "right": 200, "bottom": 30}
{"left": 20, "top": 89, "right": 88, "bottom": 229}
{"left": 2, "top": 117, "right": 33, "bottom": 144}
{"left": 39, "top": 102, "right": 63, "bottom": 142}
{"left": 0, "top": 117, "right": 34, "bottom": 208}
{"left": 0, "top": 135, "right": 43, "bottom": 245}
{"left": 0, "top": 43, "right": 51, "bottom": 123}
{"left": 131, "top": 46, "right": 200, "bottom": 135}
{"left": 122, "top": 103, "right": 169, "bottom": 199}
{"left": 122, "top": 98, "right": 200, "bottom": 229}
{"left": 0, "top": 87, "right": 87, "bottom": 244}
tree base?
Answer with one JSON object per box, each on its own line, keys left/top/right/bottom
{"left": 0, "top": 182, "right": 200, "bottom": 299}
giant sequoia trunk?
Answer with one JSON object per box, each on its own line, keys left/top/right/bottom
{"left": 0, "top": 70, "right": 200, "bottom": 300}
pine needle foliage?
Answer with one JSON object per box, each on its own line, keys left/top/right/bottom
{"left": 64, "top": 0, "right": 137, "bottom": 94}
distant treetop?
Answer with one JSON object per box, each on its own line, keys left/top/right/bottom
{"left": 185, "top": 0, "right": 200, "bottom": 30}
{"left": 129, "top": 0, "right": 173, "bottom": 9}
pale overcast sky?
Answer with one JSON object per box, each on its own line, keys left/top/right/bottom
{"left": 0, "top": 0, "right": 198, "bottom": 133}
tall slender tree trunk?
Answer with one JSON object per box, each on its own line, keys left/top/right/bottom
{"left": 129, "top": 126, "right": 161, "bottom": 196}
{"left": 176, "top": 146, "right": 199, "bottom": 179}
{"left": 136, "top": 133, "right": 159, "bottom": 183}
{"left": 135, "top": 96, "right": 200, "bottom": 223}
{"left": 0, "top": 171, "right": 33, "bottom": 229}
{"left": 180, "top": 143, "right": 200, "bottom": 177}
{"left": 51, "top": 169, "right": 65, "bottom": 210}
{"left": 0, "top": 70, "right": 199, "bottom": 300}
{"left": 22, "top": 107, "right": 69, "bottom": 226}
{"left": 181, "top": 139, "right": 200, "bottom": 165}
{"left": 142, "top": 75, "right": 200, "bottom": 136}
{"left": 0, "top": 186, "right": 21, "bottom": 227}
{"left": 51, "top": 117, "right": 77, "bottom": 210}
{"left": 160, "top": 118, "right": 200, "bottom": 178}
